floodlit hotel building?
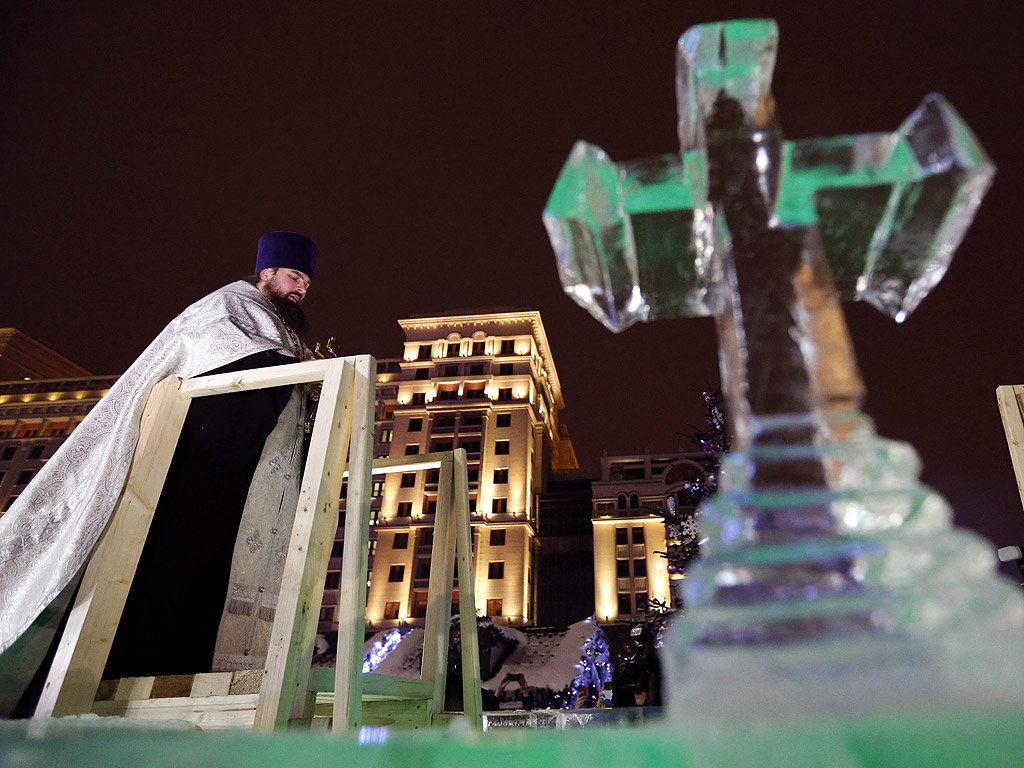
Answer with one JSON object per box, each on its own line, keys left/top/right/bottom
{"left": 321, "top": 310, "right": 578, "bottom": 632}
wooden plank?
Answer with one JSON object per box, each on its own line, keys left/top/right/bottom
{"left": 91, "top": 693, "right": 260, "bottom": 730}
{"left": 254, "top": 357, "right": 357, "bottom": 731}
{"left": 996, "top": 385, "right": 1024, "bottom": 516}
{"left": 35, "top": 376, "right": 192, "bottom": 718}
{"left": 113, "top": 676, "right": 155, "bottom": 701}
{"left": 178, "top": 359, "right": 337, "bottom": 397}
{"left": 151, "top": 674, "right": 195, "bottom": 699}
{"left": 361, "top": 675, "right": 434, "bottom": 699}
{"left": 191, "top": 672, "right": 232, "bottom": 698}
{"left": 422, "top": 453, "right": 455, "bottom": 712}
{"left": 362, "top": 698, "right": 432, "bottom": 728}
{"left": 453, "top": 449, "right": 483, "bottom": 728}
{"left": 332, "top": 355, "right": 377, "bottom": 732}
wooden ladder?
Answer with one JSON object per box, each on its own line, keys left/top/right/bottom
{"left": 32, "top": 355, "right": 481, "bottom": 731}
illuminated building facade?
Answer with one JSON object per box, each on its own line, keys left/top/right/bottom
{"left": 0, "top": 328, "right": 115, "bottom": 516}
{"left": 320, "top": 310, "right": 577, "bottom": 633}
{"left": 590, "top": 452, "right": 710, "bottom": 621}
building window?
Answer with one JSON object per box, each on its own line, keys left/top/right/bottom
{"left": 491, "top": 497, "right": 507, "bottom": 515}
{"left": 396, "top": 502, "right": 412, "bottom": 517}
{"left": 634, "top": 558, "right": 647, "bottom": 577}
{"left": 388, "top": 565, "right": 405, "bottom": 582}
{"left": 393, "top": 532, "right": 409, "bottom": 549}
{"left": 467, "top": 468, "right": 479, "bottom": 483}
{"left": 635, "top": 592, "right": 649, "bottom": 612}
{"left": 464, "top": 385, "right": 485, "bottom": 399}
{"left": 461, "top": 440, "right": 480, "bottom": 454}
{"left": 469, "top": 363, "right": 484, "bottom": 375}
{"left": 497, "top": 388, "right": 512, "bottom": 401}
{"left": 499, "top": 363, "right": 513, "bottom": 375}
{"left": 443, "top": 364, "right": 459, "bottom": 377}
{"left": 319, "top": 606, "right": 335, "bottom": 622}
{"left": 1, "top": 447, "right": 15, "bottom": 461}
{"left": 28, "top": 446, "right": 44, "bottom": 460}
{"left": 488, "top": 561, "right": 505, "bottom": 579}
{"left": 462, "top": 413, "right": 483, "bottom": 427}
{"left": 617, "top": 593, "right": 632, "bottom": 615}
{"left": 415, "top": 368, "right": 429, "bottom": 380}
{"left": 371, "top": 480, "right": 385, "bottom": 497}
{"left": 381, "top": 405, "right": 395, "bottom": 419}
{"left": 617, "top": 494, "right": 627, "bottom": 510}
{"left": 494, "top": 440, "right": 510, "bottom": 455}
{"left": 405, "top": 444, "right": 420, "bottom": 455}
{"left": 417, "top": 344, "right": 431, "bottom": 360}
{"left": 384, "top": 601, "right": 401, "bottom": 619}
{"left": 632, "top": 526, "right": 645, "bottom": 543}
{"left": 486, "top": 598, "right": 503, "bottom": 617}
{"left": 493, "top": 468, "right": 508, "bottom": 484}
{"left": 616, "top": 559, "right": 630, "bottom": 578}
{"left": 615, "top": 527, "right": 628, "bottom": 545}
{"left": 324, "top": 571, "right": 341, "bottom": 590}
{"left": 447, "top": 343, "right": 460, "bottom": 358}
{"left": 496, "top": 413, "right": 511, "bottom": 428}
{"left": 426, "top": 469, "right": 440, "bottom": 484}
{"left": 408, "top": 418, "right": 423, "bottom": 432}
{"left": 411, "top": 392, "right": 426, "bottom": 405}
{"left": 500, "top": 340, "right": 515, "bottom": 354}
{"left": 368, "top": 539, "right": 377, "bottom": 556}
{"left": 432, "top": 440, "right": 453, "bottom": 452}
{"left": 629, "top": 494, "right": 639, "bottom": 508}
{"left": 331, "top": 540, "right": 345, "bottom": 558}
{"left": 415, "top": 561, "right": 431, "bottom": 580}
{"left": 425, "top": 498, "right": 437, "bottom": 515}
{"left": 411, "top": 591, "right": 429, "bottom": 617}
{"left": 379, "top": 428, "right": 393, "bottom": 443}
{"left": 438, "top": 387, "right": 458, "bottom": 401}
{"left": 400, "top": 473, "right": 416, "bottom": 488}
{"left": 490, "top": 528, "right": 506, "bottom": 546}
{"left": 15, "top": 470, "right": 33, "bottom": 486}
{"left": 43, "top": 421, "right": 67, "bottom": 436}
{"left": 472, "top": 341, "right": 486, "bottom": 356}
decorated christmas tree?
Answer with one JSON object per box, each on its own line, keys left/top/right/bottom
{"left": 657, "top": 389, "right": 729, "bottom": 609}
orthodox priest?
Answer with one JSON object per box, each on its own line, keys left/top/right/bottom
{"left": 0, "top": 231, "right": 319, "bottom": 714}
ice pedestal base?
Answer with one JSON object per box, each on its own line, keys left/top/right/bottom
{"left": 663, "top": 412, "right": 1024, "bottom": 724}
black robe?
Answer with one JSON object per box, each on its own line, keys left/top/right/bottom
{"left": 103, "top": 350, "right": 295, "bottom": 678}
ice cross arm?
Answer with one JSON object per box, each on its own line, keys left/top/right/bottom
{"left": 543, "top": 24, "right": 994, "bottom": 333}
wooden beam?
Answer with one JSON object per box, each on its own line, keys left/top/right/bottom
{"left": 331, "top": 355, "right": 376, "bottom": 732}
{"left": 997, "top": 385, "right": 1024, "bottom": 516}
{"left": 35, "top": 376, "right": 191, "bottom": 718}
{"left": 453, "top": 449, "right": 483, "bottom": 728}
{"left": 253, "top": 357, "right": 357, "bottom": 731}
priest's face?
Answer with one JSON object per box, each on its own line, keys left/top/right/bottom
{"left": 260, "top": 268, "right": 311, "bottom": 305}
{"left": 258, "top": 268, "right": 311, "bottom": 331}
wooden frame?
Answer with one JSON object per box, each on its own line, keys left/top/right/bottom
{"left": 997, "top": 385, "right": 1024, "bottom": 516}
{"left": 33, "top": 354, "right": 481, "bottom": 732}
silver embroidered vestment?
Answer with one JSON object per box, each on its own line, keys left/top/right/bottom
{"left": 0, "top": 280, "right": 308, "bottom": 667}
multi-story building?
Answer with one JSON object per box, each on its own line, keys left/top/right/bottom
{"left": 0, "top": 328, "right": 116, "bottom": 515}
{"left": 320, "top": 310, "right": 577, "bottom": 634}
{"left": 590, "top": 452, "right": 711, "bottom": 621}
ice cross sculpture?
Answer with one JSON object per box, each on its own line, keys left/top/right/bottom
{"left": 544, "top": 19, "right": 994, "bottom": 454}
{"left": 543, "top": 21, "right": 1024, "bottom": 724}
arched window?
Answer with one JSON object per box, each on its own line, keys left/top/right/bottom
{"left": 629, "top": 494, "right": 639, "bottom": 508}
{"left": 617, "top": 494, "right": 627, "bottom": 510}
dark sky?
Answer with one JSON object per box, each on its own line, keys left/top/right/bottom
{"left": 3, "top": 2, "right": 1023, "bottom": 566}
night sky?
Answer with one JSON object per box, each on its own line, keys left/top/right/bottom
{"left": 3, "top": 2, "right": 1023, "bottom": 569}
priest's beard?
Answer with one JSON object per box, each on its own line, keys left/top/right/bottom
{"left": 266, "top": 290, "right": 309, "bottom": 332}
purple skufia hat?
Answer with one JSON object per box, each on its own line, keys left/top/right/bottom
{"left": 255, "top": 231, "right": 318, "bottom": 277}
